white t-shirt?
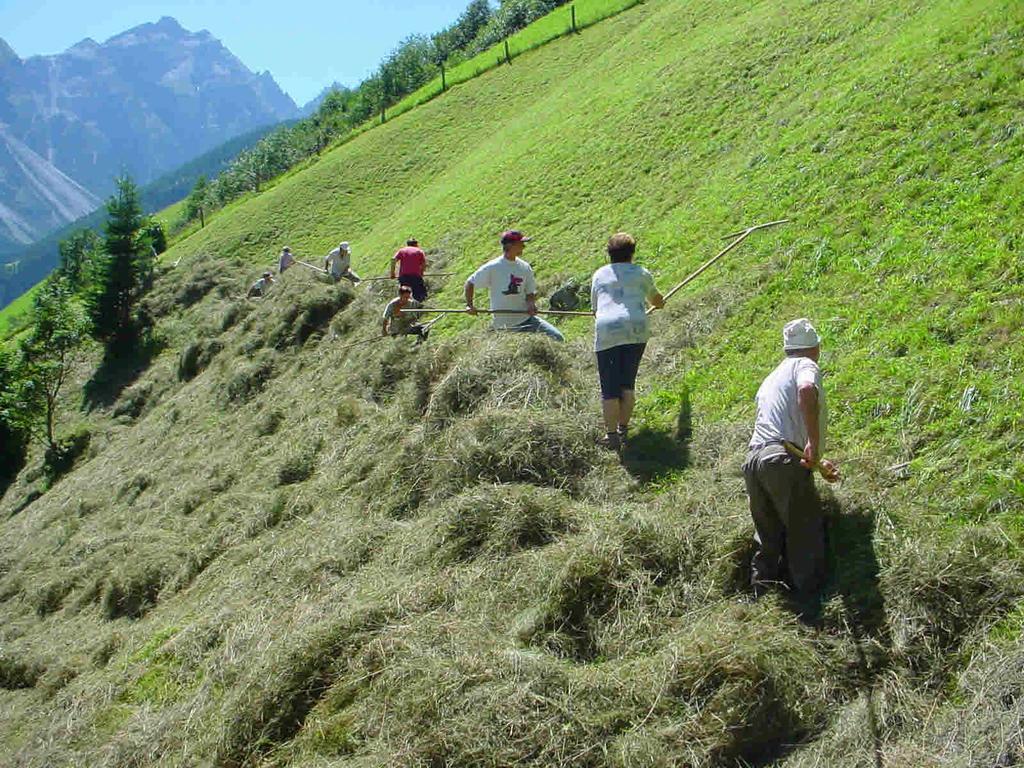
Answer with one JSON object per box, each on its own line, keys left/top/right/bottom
{"left": 590, "top": 263, "right": 658, "bottom": 352}
{"left": 749, "top": 356, "right": 827, "bottom": 452}
{"left": 325, "top": 248, "right": 351, "bottom": 276}
{"left": 467, "top": 256, "right": 537, "bottom": 329}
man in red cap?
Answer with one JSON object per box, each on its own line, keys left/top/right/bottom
{"left": 390, "top": 238, "right": 428, "bottom": 301}
{"left": 463, "top": 230, "right": 564, "bottom": 341}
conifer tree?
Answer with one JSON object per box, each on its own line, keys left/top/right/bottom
{"left": 57, "top": 229, "right": 102, "bottom": 291}
{"left": 86, "top": 176, "right": 154, "bottom": 351}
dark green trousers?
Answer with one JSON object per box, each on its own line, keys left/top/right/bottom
{"left": 742, "top": 445, "right": 825, "bottom": 594}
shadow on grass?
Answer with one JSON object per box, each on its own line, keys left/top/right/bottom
{"left": 822, "top": 497, "right": 887, "bottom": 639}
{"left": 82, "top": 338, "right": 163, "bottom": 412}
{"left": 725, "top": 492, "right": 886, "bottom": 642}
{"left": 619, "top": 387, "right": 692, "bottom": 483}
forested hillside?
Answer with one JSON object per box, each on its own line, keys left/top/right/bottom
{"left": 1, "top": 0, "right": 1022, "bottom": 766}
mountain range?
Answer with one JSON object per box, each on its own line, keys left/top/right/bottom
{"left": 0, "top": 17, "right": 299, "bottom": 256}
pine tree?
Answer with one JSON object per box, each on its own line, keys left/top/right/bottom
{"left": 86, "top": 176, "right": 154, "bottom": 352}
{"left": 57, "top": 229, "right": 102, "bottom": 291}
{"left": 185, "top": 175, "right": 209, "bottom": 227}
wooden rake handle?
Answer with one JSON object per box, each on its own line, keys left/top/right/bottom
{"left": 399, "top": 308, "right": 594, "bottom": 316}
{"left": 646, "top": 219, "right": 790, "bottom": 316}
{"left": 362, "top": 272, "right": 456, "bottom": 282}
{"left": 293, "top": 259, "right": 328, "bottom": 274}
{"left": 783, "top": 440, "right": 840, "bottom": 482}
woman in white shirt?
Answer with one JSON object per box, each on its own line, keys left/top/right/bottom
{"left": 590, "top": 232, "right": 664, "bottom": 450}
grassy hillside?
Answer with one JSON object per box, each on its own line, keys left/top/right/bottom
{"left": 1, "top": 0, "right": 1023, "bottom": 766}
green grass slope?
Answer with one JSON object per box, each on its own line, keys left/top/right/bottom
{"left": 2, "top": 0, "right": 1023, "bottom": 765}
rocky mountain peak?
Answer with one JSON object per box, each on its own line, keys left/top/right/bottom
{"left": 0, "top": 37, "right": 19, "bottom": 65}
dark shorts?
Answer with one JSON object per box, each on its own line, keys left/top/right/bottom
{"left": 596, "top": 343, "right": 646, "bottom": 400}
{"left": 399, "top": 274, "right": 428, "bottom": 301}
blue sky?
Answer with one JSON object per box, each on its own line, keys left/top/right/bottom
{"left": 0, "top": 0, "right": 474, "bottom": 105}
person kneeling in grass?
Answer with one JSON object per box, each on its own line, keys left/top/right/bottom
{"left": 247, "top": 270, "right": 275, "bottom": 299}
{"left": 464, "top": 230, "right": 564, "bottom": 341}
{"left": 382, "top": 285, "right": 429, "bottom": 342}
{"left": 590, "top": 232, "right": 664, "bottom": 450}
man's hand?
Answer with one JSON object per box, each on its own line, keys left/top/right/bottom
{"left": 801, "top": 440, "right": 818, "bottom": 470}
{"left": 818, "top": 459, "right": 840, "bottom": 483}
{"left": 526, "top": 298, "right": 538, "bottom": 316}
{"left": 465, "top": 305, "right": 478, "bottom": 316}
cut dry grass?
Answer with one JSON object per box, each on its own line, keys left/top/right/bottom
{"left": 2, "top": 0, "right": 1024, "bottom": 764}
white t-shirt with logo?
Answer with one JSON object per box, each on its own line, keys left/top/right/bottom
{"left": 749, "top": 356, "right": 827, "bottom": 453}
{"left": 590, "top": 263, "right": 658, "bottom": 352}
{"left": 467, "top": 256, "right": 537, "bottom": 329}
{"left": 326, "top": 248, "right": 351, "bottom": 276}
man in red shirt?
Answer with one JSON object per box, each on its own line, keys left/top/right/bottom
{"left": 390, "top": 238, "right": 428, "bottom": 301}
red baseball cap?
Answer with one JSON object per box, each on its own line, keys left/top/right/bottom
{"left": 500, "top": 230, "right": 531, "bottom": 244}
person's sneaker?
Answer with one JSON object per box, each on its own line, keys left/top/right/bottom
{"left": 597, "top": 432, "right": 621, "bottom": 451}
{"left": 616, "top": 425, "right": 629, "bottom": 445}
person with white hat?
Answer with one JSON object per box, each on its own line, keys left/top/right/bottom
{"left": 324, "top": 241, "right": 361, "bottom": 284}
{"left": 743, "top": 318, "right": 839, "bottom": 601}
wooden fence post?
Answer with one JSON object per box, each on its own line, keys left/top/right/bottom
{"left": 441, "top": 62, "right": 447, "bottom": 91}
{"left": 571, "top": 5, "right": 577, "bottom": 33}
{"left": 504, "top": 39, "right": 511, "bottom": 64}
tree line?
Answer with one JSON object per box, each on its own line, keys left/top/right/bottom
{"left": 1, "top": 178, "right": 163, "bottom": 490}
{"left": 181, "top": 0, "right": 572, "bottom": 229}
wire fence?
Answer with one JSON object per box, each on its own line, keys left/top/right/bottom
{"left": 356, "top": 0, "right": 646, "bottom": 132}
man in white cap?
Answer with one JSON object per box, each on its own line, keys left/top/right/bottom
{"left": 324, "top": 241, "right": 361, "bottom": 284}
{"left": 743, "top": 318, "right": 838, "bottom": 601}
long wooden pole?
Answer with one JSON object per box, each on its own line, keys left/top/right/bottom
{"left": 783, "top": 440, "right": 840, "bottom": 482}
{"left": 362, "top": 272, "right": 455, "bottom": 282}
{"left": 646, "top": 219, "right": 790, "bottom": 315}
{"left": 333, "top": 334, "right": 388, "bottom": 352}
{"left": 293, "top": 259, "right": 328, "bottom": 275}
{"left": 400, "top": 308, "right": 594, "bottom": 317}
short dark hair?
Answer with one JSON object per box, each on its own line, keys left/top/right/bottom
{"left": 398, "top": 285, "right": 412, "bottom": 294}
{"left": 407, "top": 238, "right": 418, "bottom": 246}
{"left": 607, "top": 232, "right": 636, "bottom": 263}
